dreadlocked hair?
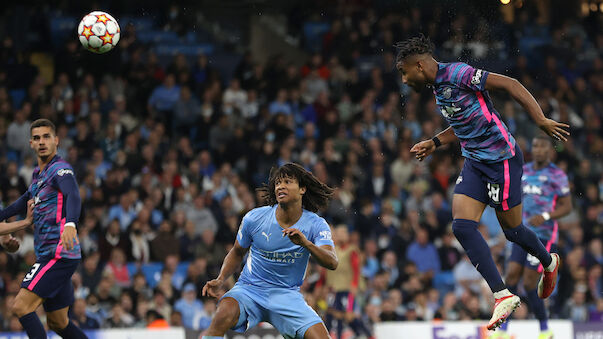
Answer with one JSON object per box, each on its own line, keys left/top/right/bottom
{"left": 256, "top": 163, "right": 334, "bottom": 213}
{"left": 394, "top": 34, "right": 434, "bottom": 64}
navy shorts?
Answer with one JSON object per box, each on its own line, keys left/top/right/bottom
{"left": 454, "top": 144, "right": 523, "bottom": 211}
{"left": 21, "top": 258, "right": 80, "bottom": 312}
{"left": 508, "top": 239, "right": 557, "bottom": 273}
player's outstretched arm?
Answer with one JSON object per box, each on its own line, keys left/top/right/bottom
{"left": 202, "top": 240, "right": 249, "bottom": 298}
{"left": 0, "top": 192, "right": 30, "bottom": 222}
{"left": 410, "top": 127, "right": 457, "bottom": 161}
{"left": 282, "top": 228, "right": 338, "bottom": 270}
{"left": 0, "top": 199, "right": 35, "bottom": 236}
{"left": 485, "top": 73, "right": 570, "bottom": 141}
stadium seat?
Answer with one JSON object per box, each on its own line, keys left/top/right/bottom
{"left": 141, "top": 262, "right": 164, "bottom": 288}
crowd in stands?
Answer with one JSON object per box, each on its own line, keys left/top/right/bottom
{"left": 0, "top": 1, "right": 601, "bottom": 336}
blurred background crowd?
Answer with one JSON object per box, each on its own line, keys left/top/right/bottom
{"left": 0, "top": 0, "right": 601, "bottom": 337}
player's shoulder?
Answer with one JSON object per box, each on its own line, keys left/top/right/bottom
{"left": 49, "top": 158, "right": 75, "bottom": 177}
{"left": 437, "top": 62, "right": 475, "bottom": 85}
{"left": 303, "top": 210, "right": 329, "bottom": 228}
{"left": 548, "top": 163, "right": 568, "bottom": 179}
{"left": 244, "top": 205, "right": 274, "bottom": 222}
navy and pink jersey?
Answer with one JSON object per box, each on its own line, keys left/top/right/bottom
{"left": 433, "top": 62, "right": 516, "bottom": 163}
{"left": 28, "top": 155, "right": 81, "bottom": 260}
{"left": 522, "top": 162, "right": 569, "bottom": 243}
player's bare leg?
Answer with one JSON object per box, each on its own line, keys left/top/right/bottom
{"left": 304, "top": 322, "right": 330, "bottom": 339}
{"left": 12, "top": 288, "right": 46, "bottom": 339}
{"left": 496, "top": 204, "right": 559, "bottom": 298}
{"left": 203, "top": 297, "right": 240, "bottom": 338}
{"left": 12, "top": 288, "right": 43, "bottom": 317}
{"left": 452, "top": 194, "right": 519, "bottom": 330}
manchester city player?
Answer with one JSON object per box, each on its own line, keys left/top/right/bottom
{"left": 0, "top": 119, "right": 86, "bottom": 339}
{"left": 202, "top": 163, "right": 338, "bottom": 339}
{"left": 496, "top": 135, "right": 572, "bottom": 339}
{"left": 397, "top": 35, "right": 569, "bottom": 330}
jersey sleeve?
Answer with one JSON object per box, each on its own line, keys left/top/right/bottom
{"left": 52, "top": 165, "right": 82, "bottom": 224}
{"left": 554, "top": 170, "right": 570, "bottom": 197}
{"left": 457, "top": 64, "right": 489, "bottom": 92}
{"left": 237, "top": 211, "right": 254, "bottom": 248}
{"left": 311, "top": 218, "right": 334, "bottom": 247}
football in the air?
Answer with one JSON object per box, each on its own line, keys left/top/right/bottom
{"left": 78, "top": 11, "right": 120, "bottom": 54}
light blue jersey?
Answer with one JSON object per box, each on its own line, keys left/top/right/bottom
{"left": 223, "top": 205, "right": 334, "bottom": 338}
{"left": 237, "top": 205, "right": 334, "bottom": 289}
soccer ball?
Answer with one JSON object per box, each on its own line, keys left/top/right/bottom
{"left": 78, "top": 11, "right": 120, "bottom": 54}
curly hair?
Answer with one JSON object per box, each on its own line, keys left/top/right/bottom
{"left": 256, "top": 163, "right": 334, "bottom": 213}
{"left": 394, "top": 34, "right": 435, "bottom": 64}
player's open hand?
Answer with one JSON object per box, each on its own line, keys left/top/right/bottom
{"left": 0, "top": 235, "right": 20, "bottom": 253}
{"left": 282, "top": 228, "right": 309, "bottom": 247}
{"left": 59, "top": 226, "right": 79, "bottom": 251}
{"left": 410, "top": 139, "right": 436, "bottom": 161}
{"left": 25, "top": 199, "right": 35, "bottom": 226}
{"left": 202, "top": 279, "right": 224, "bottom": 298}
{"left": 538, "top": 118, "right": 570, "bottom": 142}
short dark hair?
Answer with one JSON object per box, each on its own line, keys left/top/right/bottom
{"left": 394, "top": 34, "right": 435, "bottom": 64}
{"left": 256, "top": 163, "right": 334, "bottom": 213}
{"left": 30, "top": 119, "right": 56, "bottom": 135}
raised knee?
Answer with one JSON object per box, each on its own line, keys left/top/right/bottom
{"left": 11, "top": 299, "right": 30, "bottom": 318}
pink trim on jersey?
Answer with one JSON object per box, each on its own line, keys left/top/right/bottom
{"left": 27, "top": 258, "right": 58, "bottom": 290}
{"left": 476, "top": 92, "right": 492, "bottom": 122}
{"left": 476, "top": 92, "right": 515, "bottom": 156}
{"left": 502, "top": 160, "right": 510, "bottom": 210}
{"left": 55, "top": 192, "right": 64, "bottom": 259}
{"left": 539, "top": 195, "right": 559, "bottom": 273}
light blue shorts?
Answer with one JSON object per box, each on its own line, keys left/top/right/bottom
{"left": 221, "top": 282, "right": 323, "bottom": 339}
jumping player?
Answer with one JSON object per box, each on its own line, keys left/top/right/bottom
{"left": 397, "top": 35, "right": 569, "bottom": 330}
{"left": 201, "top": 162, "right": 338, "bottom": 339}
{"left": 496, "top": 135, "right": 572, "bottom": 339}
{"left": 0, "top": 119, "right": 86, "bottom": 339}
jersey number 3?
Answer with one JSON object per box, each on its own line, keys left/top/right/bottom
{"left": 23, "top": 263, "right": 41, "bottom": 282}
{"left": 487, "top": 183, "right": 501, "bottom": 204}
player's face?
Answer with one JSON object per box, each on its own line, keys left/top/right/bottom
{"left": 275, "top": 175, "right": 306, "bottom": 204}
{"left": 30, "top": 126, "right": 59, "bottom": 159}
{"left": 532, "top": 138, "right": 552, "bottom": 164}
{"left": 397, "top": 59, "right": 427, "bottom": 91}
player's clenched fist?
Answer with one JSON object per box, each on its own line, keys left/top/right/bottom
{"left": 410, "top": 139, "right": 436, "bottom": 161}
{"left": 0, "top": 235, "right": 20, "bottom": 253}
{"left": 203, "top": 279, "right": 224, "bottom": 298}
{"left": 282, "top": 228, "right": 309, "bottom": 247}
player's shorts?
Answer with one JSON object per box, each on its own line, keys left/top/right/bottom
{"left": 221, "top": 282, "right": 323, "bottom": 339}
{"left": 329, "top": 291, "right": 356, "bottom": 312}
{"left": 508, "top": 239, "right": 557, "bottom": 273}
{"left": 454, "top": 144, "right": 523, "bottom": 211}
{"left": 21, "top": 257, "right": 80, "bottom": 312}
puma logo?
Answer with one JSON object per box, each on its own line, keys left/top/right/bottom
{"left": 262, "top": 232, "right": 271, "bottom": 242}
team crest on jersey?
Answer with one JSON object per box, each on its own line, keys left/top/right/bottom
{"left": 443, "top": 87, "right": 452, "bottom": 99}
{"left": 538, "top": 175, "right": 547, "bottom": 182}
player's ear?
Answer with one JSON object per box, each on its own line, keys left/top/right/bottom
{"left": 300, "top": 186, "right": 306, "bottom": 195}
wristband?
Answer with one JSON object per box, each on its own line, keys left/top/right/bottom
{"left": 541, "top": 212, "right": 551, "bottom": 221}
{"left": 432, "top": 136, "right": 442, "bottom": 148}
{"left": 64, "top": 222, "right": 76, "bottom": 228}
